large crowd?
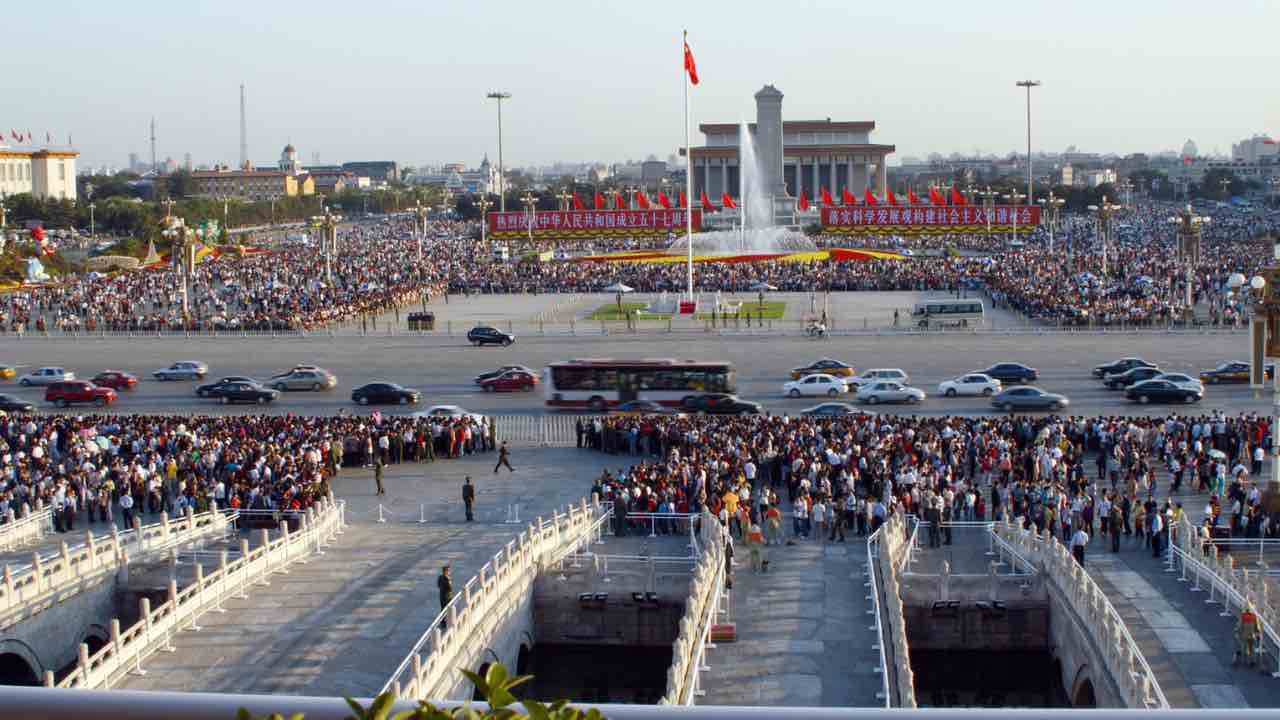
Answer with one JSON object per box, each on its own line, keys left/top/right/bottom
{"left": 2, "top": 200, "right": 1278, "bottom": 331}
{"left": 0, "top": 413, "right": 493, "bottom": 531}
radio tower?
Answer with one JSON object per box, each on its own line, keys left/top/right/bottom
{"left": 239, "top": 83, "right": 249, "bottom": 169}
{"left": 150, "top": 117, "right": 157, "bottom": 175}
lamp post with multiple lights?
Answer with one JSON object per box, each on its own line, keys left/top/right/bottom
{"left": 486, "top": 91, "right": 511, "bottom": 212}
{"left": 1016, "top": 79, "right": 1041, "bottom": 202}
{"left": 1169, "top": 204, "right": 1210, "bottom": 320}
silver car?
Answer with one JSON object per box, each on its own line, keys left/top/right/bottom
{"left": 268, "top": 369, "right": 337, "bottom": 392}
{"left": 18, "top": 367, "right": 74, "bottom": 386}
{"left": 856, "top": 381, "right": 925, "bottom": 405}
{"left": 153, "top": 361, "right": 209, "bottom": 381}
{"left": 991, "top": 386, "right": 1069, "bottom": 412}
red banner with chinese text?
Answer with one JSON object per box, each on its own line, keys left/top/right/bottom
{"left": 821, "top": 205, "right": 1041, "bottom": 235}
{"left": 486, "top": 209, "right": 703, "bottom": 240}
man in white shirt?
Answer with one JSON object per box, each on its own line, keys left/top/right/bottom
{"left": 1070, "top": 526, "right": 1089, "bottom": 566}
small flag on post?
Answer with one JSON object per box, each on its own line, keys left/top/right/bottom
{"left": 797, "top": 193, "right": 809, "bottom": 211}
{"left": 930, "top": 187, "right": 944, "bottom": 206}
{"left": 842, "top": 187, "right": 857, "bottom": 206}
{"left": 820, "top": 187, "right": 834, "bottom": 208}
{"left": 721, "top": 192, "right": 736, "bottom": 209}
{"left": 635, "top": 191, "right": 651, "bottom": 209}
{"left": 572, "top": 193, "right": 585, "bottom": 211}
{"left": 908, "top": 190, "right": 922, "bottom": 205}
{"left": 684, "top": 38, "right": 699, "bottom": 86}
{"left": 614, "top": 194, "right": 626, "bottom": 210}
{"left": 864, "top": 189, "right": 879, "bottom": 207}
{"left": 678, "top": 190, "right": 687, "bottom": 208}
{"left": 657, "top": 191, "right": 672, "bottom": 209}
{"left": 887, "top": 190, "right": 899, "bottom": 207}
{"left": 594, "top": 192, "right": 605, "bottom": 210}
{"left": 700, "top": 191, "right": 714, "bottom": 212}
{"left": 950, "top": 188, "right": 967, "bottom": 206}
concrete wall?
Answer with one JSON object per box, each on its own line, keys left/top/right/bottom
{"left": 0, "top": 573, "right": 118, "bottom": 679}
{"left": 532, "top": 575, "right": 685, "bottom": 647}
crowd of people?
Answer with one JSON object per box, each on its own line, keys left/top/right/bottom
{"left": 581, "top": 410, "right": 1280, "bottom": 572}
{"left": 3, "top": 199, "right": 1278, "bottom": 332}
{"left": 0, "top": 412, "right": 494, "bottom": 532}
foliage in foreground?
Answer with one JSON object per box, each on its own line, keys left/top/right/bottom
{"left": 236, "top": 663, "right": 604, "bottom": 720}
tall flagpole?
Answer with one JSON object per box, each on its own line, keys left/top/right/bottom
{"left": 684, "top": 30, "right": 694, "bottom": 303}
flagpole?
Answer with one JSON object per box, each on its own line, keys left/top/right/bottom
{"left": 683, "top": 30, "right": 694, "bottom": 304}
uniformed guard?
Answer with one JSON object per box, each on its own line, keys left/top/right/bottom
{"left": 1235, "top": 601, "right": 1261, "bottom": 667}
{"left": 437, "top": 565, "right": 454, "bottom": 629}
{"left": 462, "top": 476, "right": 475, "bottom": 522}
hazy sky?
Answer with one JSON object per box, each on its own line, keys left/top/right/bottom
{"left": 10, "top": 0, "right": 1278, "bottom": 170}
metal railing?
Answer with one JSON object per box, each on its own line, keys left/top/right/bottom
{"left": 865, "top": 522, "right": 894, "bottom": 708}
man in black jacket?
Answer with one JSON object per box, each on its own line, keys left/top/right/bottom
{"left": 462, "top": 476, "right": 475, "bottom": 522}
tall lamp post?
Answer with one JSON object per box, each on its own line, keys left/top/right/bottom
{"left": 1016, "top": 79, "right": 1041, "bottom": 203}
{"left": 1169, "top": 204, "right": 1209, "bottom": 321}
{"left": 486, "top": 91, "right": 512, "bottom": 212}
{"left": 88, "top": 202, "right": 96, "bottom": 238}
{"left": 311, "top": 206, "right": 342, "bottom": 286}
{"left": 1236, "top": 247, "right": 1280, "bottom": 512}
{"left": 477, "top": 196, "right": 493, "bottom": 256}
{"left": 1087, "top": 196, "right": 1122, "bottom": 276}
{"left": 555, "top": 189, "right": 573, "bottom": 212}
{"left": 1119, "top": 179, "right": 1134, "bottom": 208}
{"left": 1003, "top": 190, "right": 1026, "bottom": 243}
{"left": 161, "top": 219, "right": 191, "bottom": 324}
{"left": 1037, "top": 192, "right": 1065, "bottom": 254}
{"left": 976, "top": 186, "right": 997, "bottom": 244}
{"left": 605, "top": 188, "right": 620, "bottom": 211}
{"left": 521, "top": 191, "right": 537, "bottom": 250}
{"left": 411, "top": 200, "right": 429, "bottom": 263}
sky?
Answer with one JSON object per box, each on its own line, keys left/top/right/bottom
{"left": 8, "top": 0, "right": 1279, "bottom": 171}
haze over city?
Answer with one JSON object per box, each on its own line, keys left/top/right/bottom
{"left": 9, "top": 0, "right": 1278, "bottom": 169}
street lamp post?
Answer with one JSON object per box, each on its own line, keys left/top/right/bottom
{"left": 411, "top": 200, "right": 429, "bottom": 263}
{"left": 1037, "top": 192, "right": 1065, "bottom": 254}
{"left": 1087, "top": 196, "right": 1122, "bottom": 276}
{"left": 977, "top": 186, "right": 998, "bottom": 244}
{"left": 88, "top": 202, "right": 96, "bottom": 238}
{"left": 311, "top": 206, "right": 342, "bottom": 286}
{"left": 1003, "top": 190, "right": 1026, "bottom": 243}
{"left": 1119, "top": 179, "right": 1134, "bottom": 208}
{"left": 1016, "top": 80, "right": 1041, "bottom": 203}
{"left": 605, "top": 189, "right": 620, "bottom": 211}
{"left": 555, "top": 190, "right": 572, "bottom": 212}
{"left": 521, "top": 191, "right": 537, "bottom": 249}
{"left": 1169, "top": 204, "right": 1210, "bottom": 322}
{"left": 477, "top": 196, "right": 493, "bottom": 256}
{"left": 486, "top": 91, "right": 512, "bottom": 212}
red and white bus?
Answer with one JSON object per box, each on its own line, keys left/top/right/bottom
{"left": 544, "top": 359, "right": 736, "bottom": 410}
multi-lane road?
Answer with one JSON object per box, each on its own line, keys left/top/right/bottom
{"left": 0, "top": 331, "right": 1269, "bottom": 418}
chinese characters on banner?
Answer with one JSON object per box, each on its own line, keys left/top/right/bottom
{"left": 486, "top": 209, "right": 702, "bottom": 239}
{"left": 821, "top": 205, "right": 1041, "bottom": 233}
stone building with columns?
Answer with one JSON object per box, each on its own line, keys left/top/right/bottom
{"left": 688, "top": 85, "right": 895, "bottom": 219}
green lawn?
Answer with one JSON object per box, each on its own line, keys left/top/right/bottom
{"left": 586, "top": 300, "right": 787, "bottom": 321}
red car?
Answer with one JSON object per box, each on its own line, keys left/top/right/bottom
{"left": 45, "top": 381, "right": 117, "bottom": 408}
{"left": 92, "top": 370, "right": 139, "bottom": 390}
{"left": 479, "top": 370, "right": 537, "bottom": 392}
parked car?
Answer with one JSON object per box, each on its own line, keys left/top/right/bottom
{"left": 414, "top": 405, "right": 485, "bottom": 422}
{"left": 18, "top": 367, "right": 73, "bottom": 386}
{"left": 1152, "top": 373, "right": 1205, "bottom": 393}
{"left": 855, "top": 381, "right": 925, "bottom": 405}
{"left": 1092, "top": 357, "right": 1156, "bottom": 378}
{"left": 475, "top": 365, "right": 535, "bottom": 384}
{"left": 0, "top": 365, "right": 16, "bottom": 381}
{"left": 91, "top": 370, "right": 138, "bottom": 391}
{"left": 789, "top": 358, "right": 855, "bottom": 380}
{"left": 1104, "top": 366, "right": 1163, "bottom": 390}
{"left": 153, "top": 361, "right": 208, "bottom": 381}
{"left": 846, "top": 368, "right": 910, "bottom": 388}
{"left": 800, "top": 402, "right": 873, "bottom": 417}
{"left": 981, "top": 362, "right": 1038, "bottom": 384}
{"left": 783, "top": 374, "right": 849, "bottom": 398}
{"left": 611, "top": 400, "right": 682, "bottom": 416}
{"left": 467, "top": 326, "right": 516, "bottom": 347}
{"left": 269, "top": 369, "right": 337, "bottom": 392}
{"left": 937, "top": 373, "right": 1001, "bottom": 397}
{"left": 479, "top": 369, "right": 538, "bottom": 392}
{"left": 1199, "top": 361, "right": 1275, "bottom": 385}
{"left": 0, "top": 394, "right": 35, "bottom": 413}
{"left": 197, "top": 376, "right": 258, "bottom": 398}
{"left": 1125, "top": 379, "right": 1202, "bottom": 405}
{"left": 351, "top": 382, "right": 421, "bottom": 405}
{"left": 211, "top": 381, "right": 278, "bottom": 405}
{"left": 990, "top": 386, "right": 1068, "bottom": 412}
{"left": 680, "top": 393, "right": 763, "bottom": 415}
{"left": 45, "top": 381, "right": 116, "bottom": 408}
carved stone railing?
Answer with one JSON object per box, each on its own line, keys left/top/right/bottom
{"left": 868, "top": 513, "right": 916, "bottom": 708}
{"left": 662, "top": 512, "right": 725, "bottom": 705}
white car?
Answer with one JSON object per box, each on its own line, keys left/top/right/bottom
{"left": 938, "top": 373, "right": 1002, "bottom": 397}
{"left": 415, "top": 405, "right": 486, "bottom": 423}
{"left": 856, "top": 381, "right": 925, "bottom": 405}
{"left": 153, "top": 361, "right": 209, "bottom": 381}
{"left": 1153, "top": 373, "right": 1205, "bottom": 393}
{"left": 18, "top": 367, "right": 74, "bottom": 386}
{"left": 847, "top": 368, "right": 910, "bottom": 388}
{"left": 784, "top": 374, "right": 849, "bottom": 398}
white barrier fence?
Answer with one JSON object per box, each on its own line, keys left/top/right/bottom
{"left": 493, "top": 414, "right": 590, "bottom": 447}
{"left": 0, "top": 502, "right": 54, "bottom": 552}
{"left": 51, "top": 497, "right": 344, "bottom": 689}
{"left": 382, "top": 498, "right": 610, "bottom": 701}
{"left": 868, "top": 513, "right": 916, "bottom": 708}
{"left": 0, "top": 508, "right": 235, "bottom": 629}
{"left": 995, "top": 516, "right": 1168, "bottom": 708}
{"left": 662, "top": 512, "right": 726, "bottom": 705}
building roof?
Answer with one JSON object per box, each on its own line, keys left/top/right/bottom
{"left": 283, "top": 144, "right": 296, "bottom": 154}
{"left": 688, "top": 143, "right": 896, "bottom": 158}
{"left": 700, "top": 120, "right": 876, "bottom": 135}
{"left": 191, "top": 170, "right": 288, "bottom": 179}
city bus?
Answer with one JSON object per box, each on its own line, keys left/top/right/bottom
{"left": 911, "top": 299, "right": 985, "bottom": 329}
{"left": 544, "top": 359, "right": 736, "bottom": 410}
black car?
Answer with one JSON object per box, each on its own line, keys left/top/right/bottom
{"left": 352, "top": 382, "right": 421, "bottom": 406}
{"left": 474, "top": 365, "right": 534, "bottom": 384}
{"left": 681, "top": 393, "right": 763, "bottom": 415}
{"left": 1093, "top": 357, "right": 1156, "bottom": 378}
{"left": 196, "top": 376, "right": 258, "bottom": 398}
{"left": 213, "top": 382, "right": 278, "bottom": 405}
{"left": 467, "top": 326, "right": 515, "bottom": 347}
{"left": 981, "top": 363, "right": 1038, "bottom": 384}
{"left": 1104, "top": 366, "right": 1163, "bottom": 390}
{"left": 1125, "top": 379, "right": 1202, "bottom": 405}
{"left": 0, "top": 394, "right": 35, "bottom": 413}
{"left": 800, "top": 402, "right": 873, "bottom": 417}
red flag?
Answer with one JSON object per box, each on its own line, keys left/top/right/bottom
{"left": 950, "top": 188, "right": 967, "bottom": 206}
{"left": 657, "top": 191, "right": 672, "bottom": 209}
{"left": 908, "top": 190, "right": 921, "bottom": 205}
{"left": 572, "top": 193, "right": 585, "bottom": 211}
{"left": 683, "top": 39, "right": 699, "bottom": 86}
{"left": 635, "top": 191, "right": 651, "bottom": 209}
{"left": 820, "top": 187, "right": 835, "bottom": 208}
{"left": 721, "top": 192, "right": 737, "bottom": 210}
{"left": 1264, "top": 137, "right": 1277, "bottom": 145}
{"left": 842, "top": 187, "right": 857, "bottom": 206}
{"left": 864, "top": 189, "right": 879, "bottom": 207}
{"left": 797, "top": 193, "right": 810, "bottom": 211}
{"left": 700, "top": 190, "right": 714, "bottom": 212}
{"left": 678, "top": 190, "right": 687, "bottom": 208}
{"left": 614, "top": 193, "right": 626, "bottom": 209}
{"left": 887, "top": 190, "right": 899, "bottom": 207}
{"left": 929, "top": 187, "right": 945, "bottom": 206}
{"left": 594, "top": 191, "right": 605, "bottom": 210}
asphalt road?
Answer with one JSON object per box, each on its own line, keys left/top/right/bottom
{"left": 0, "top": 331, "right": 1270, "bottom": 419}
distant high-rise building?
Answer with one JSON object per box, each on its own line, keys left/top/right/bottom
{"left": 128, "top": 153, "right": 139, "bottom": 172}
{"left": 1232, "top": 135, "right": 1279, "bottom": 164}
{"left": 184, "top": 153, "right": 193, "bottom": 171}
{"left": 1181, "top": 139, "right": 1199, "bottom": 159}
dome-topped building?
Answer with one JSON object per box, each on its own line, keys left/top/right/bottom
{"left": 1181, "top": 139, "right": 1198, "bottom": 159}
{"left": 279, "top": 144, "right": 301, "bottom": 175}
